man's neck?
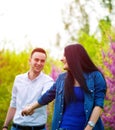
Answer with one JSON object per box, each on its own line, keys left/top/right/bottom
{"left": 28, "top": 71, "right": 40, "bottom": 80}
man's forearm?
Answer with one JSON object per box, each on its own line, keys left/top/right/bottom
{"left": 3, "top": 107, "right": 16, "bottom": 127}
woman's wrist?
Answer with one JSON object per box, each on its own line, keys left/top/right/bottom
{"left": 88, "top": 121, "right": 95, "bottom": 128}
{"left": 31, "top": 101, "right": 39, "bottom": 110}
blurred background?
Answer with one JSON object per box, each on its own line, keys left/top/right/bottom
{"left": 0, "top": 0, "right": 115, "bottom": 129}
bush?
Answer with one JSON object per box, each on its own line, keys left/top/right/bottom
{"left": 102, "top": 42, "right": 115, "bottom": 129}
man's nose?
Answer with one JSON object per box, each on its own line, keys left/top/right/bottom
{"left": 37, "top": 60, "right": 42, "bottom": 64}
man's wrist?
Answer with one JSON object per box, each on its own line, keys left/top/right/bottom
{"left": 2, "top": 126, "right": 8, "bottom": 129}
{"left": 88, "top": 121, "right": 95, "bottom": 127}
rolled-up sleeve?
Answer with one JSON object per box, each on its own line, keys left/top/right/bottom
{"left": 94, "top": 71, "right": 107, "bottom": 108}
{"left": 10, "top": 78, "right": 17, "bottom": 108}
{"left": 38, "top": 82, "right": 56, "bottom": 105}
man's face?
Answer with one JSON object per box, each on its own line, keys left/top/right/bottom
{"left": 29, "top": 52, "right": 46, "bottom": 74}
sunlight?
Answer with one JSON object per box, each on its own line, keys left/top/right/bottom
{"left": 0, "top": 0, "right": 68, "bottom": 53}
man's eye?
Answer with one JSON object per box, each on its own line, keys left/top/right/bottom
{"left": 35, "top": 59, "right": 45, "bottom": 62}
{"left": 35, "top": 59, "right": 39, "bottom": 62}
{"left": 41, "top": 60, "right": 45, "bottom": 63}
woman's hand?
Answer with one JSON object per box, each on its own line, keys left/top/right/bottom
{"left": 21, "top": 105, "right": 34, "bottom": 116}
{"left": 84, "top": 125, "right": 93, "bottom": 130}
{"left": 21, "top": 101, "right": 41, "bottom": 116}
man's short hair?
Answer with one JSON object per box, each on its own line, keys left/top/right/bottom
{"left": 31, "top": 48, "right": 47, "bottom": 57}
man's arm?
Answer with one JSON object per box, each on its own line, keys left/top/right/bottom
{"left": 2, "top": 107, "right": 16, "bottom": 130}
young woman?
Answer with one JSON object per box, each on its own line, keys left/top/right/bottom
{"left": 22, "top": 43, "right": 107, "bottom": 130}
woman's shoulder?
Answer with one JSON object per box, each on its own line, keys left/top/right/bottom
{"left": 59, "top": 72, "right": 67, "bottom": 77}
{"left": 56, "top": 72, "right": 67, "bottom": 81}
{"left": 84, "top": 71, "right": 103, "bottom": 79}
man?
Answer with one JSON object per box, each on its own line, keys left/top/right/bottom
{"left": 2, "top": 48, "right": 54, "bottom": 130}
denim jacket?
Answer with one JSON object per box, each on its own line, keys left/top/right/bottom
{"left": 38, "top": 71, "right": 107, "bottom": 130}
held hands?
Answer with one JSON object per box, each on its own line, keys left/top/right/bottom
{"left": 21, "top": 105, "right": 34, "bottom": 116}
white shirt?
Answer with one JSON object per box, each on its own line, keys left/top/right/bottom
{"left": 10, "top": 72, "right": 54, "bottom": 126}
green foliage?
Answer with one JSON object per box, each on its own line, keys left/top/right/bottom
{"left": 0, "top": 49, "right": 29, "bottom": 129}
{"left": 47, "top": 101, "right": 54, "bottom": 130}
{"left": 98, "top": 18, "right": 112, "bottom": 43}
{"left": 77, "top": 31, "right": 106, "bottom": 67}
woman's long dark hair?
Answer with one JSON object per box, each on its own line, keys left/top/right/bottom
{"left": 64, "top": 43, "right": 101, "bottom": 105}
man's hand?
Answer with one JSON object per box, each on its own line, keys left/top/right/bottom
{"left": 21, "top": 105, "right": 34, "bottom": 116}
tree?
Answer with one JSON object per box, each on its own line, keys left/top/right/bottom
{"left": 61, "top": 0, "right": 115, "bottom": 41}
{"left": 102, "top": 42, "right": 115, "bottom": 129}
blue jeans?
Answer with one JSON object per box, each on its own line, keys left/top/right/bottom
{"left": 11, "top": 126, "right": 46, "bottom": 130}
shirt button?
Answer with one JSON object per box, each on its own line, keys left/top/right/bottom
{"left": 86, "top": 110, "right": 88, "bottom": 112}
{"left": 90, "top": 89, "right": 93, "bottom": 92}
{"left": 60, "top": 113, "right": 62, "bottom": 115}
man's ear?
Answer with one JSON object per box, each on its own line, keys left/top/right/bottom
{"left": 28, "top": 58, "right": 31, "bottom": 65}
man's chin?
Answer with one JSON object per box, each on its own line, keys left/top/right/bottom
{"left": 34, "top": 70, "right": 41, "bottom": 74}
